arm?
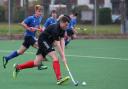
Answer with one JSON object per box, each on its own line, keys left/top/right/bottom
{"left": 60, "top": 38, "right": 65, "bottom": 52}
{"left": 71, "top": 19, "right": 78, "bottom": 34}
{"left": 21, "top": 21, "right": 30, "bottom": 30}
{"left": 37, "top": 25, "right": 44, "bottom": 32}
{"left": 71, "top": 23, "right": 78, "bottom": 34}
{"left": 41, "top": 19, "right": 49, "bottom": 32}
{"left": 72, "top": 27, "right": 78, "bottom": 34}
{"left": 43, "top": 18, "right": 50, "bottom": 30}
{"left": 21, "top": 21, "right": 36, "bottom": 32}
{"left": 54, "top": 40, "right": 67, "bottom": 64}
{"left": 41, "top": 26, "right": 46, "bottom": 32}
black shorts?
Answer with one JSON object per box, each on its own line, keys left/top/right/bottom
{"left": 67, "top": 29, "right": 74, "bottom": 36}
{"left": 36, "top": 38, "right": 55, "bottom": 57}
{"left": 22, "top": 36, "right": 36, "bottom": 48}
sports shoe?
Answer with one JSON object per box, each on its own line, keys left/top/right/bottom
{"left": 13, "top": 64, "right": 20, "bottom": 79}
{"left": 57, "top": 76, "right": 70, "bottom": 85}
{"left": 37, "top": 64, "right": 48, "bottom": 70}
{"left": 2, "top": 56, "right": 8, "bottom": 68}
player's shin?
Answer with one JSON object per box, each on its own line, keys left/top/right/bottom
{"left": 16, "top": 60, "right": 35, "bottom": 70}
{"left": 5, "top": 51, "right": 19, "bottom": 61}
{"left": 53, "top": 60, "right": 61, "bottom": 80}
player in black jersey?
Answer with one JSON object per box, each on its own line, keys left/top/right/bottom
{"left": 13, "top": 16, "right": 71, "bottom": 85}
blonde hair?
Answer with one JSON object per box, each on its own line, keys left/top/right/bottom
{"left": 35, "top": 5, "right": 43, "bottom": 11}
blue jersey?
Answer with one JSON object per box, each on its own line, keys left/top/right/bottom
{"left": 23, "top": 15, "right": 42, "bottom": 37}
{"left": 43, "top": 17, "right": 57, "bottom": 28}
{"left": 67, "top": 18, "right": 77, "bottom": 30}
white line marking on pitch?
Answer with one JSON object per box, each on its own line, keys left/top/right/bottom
{"left": 66, "top": 55, "right": 128, "bottom": 61}
{"left": 0, "top": 50, "right": 128, "bottom": 61}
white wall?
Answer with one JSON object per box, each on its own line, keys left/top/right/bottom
{"left": 104, "top": 0, "right": 112, "bottom": 8}
{"left": 0, "top": 0, "right": 4, "bottom": 6}
{"left": 78, "top": 0, "right": 112, "bottom": 9}
{"left": 77, "top": 0, "right": 93, "bottom": 9}
{"left": 77, "top": 0, "right": 89, "bottom": 5}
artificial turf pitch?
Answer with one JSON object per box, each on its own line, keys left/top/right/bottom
{"left": 0, "top": 39, "right": 128, "bottom": 89}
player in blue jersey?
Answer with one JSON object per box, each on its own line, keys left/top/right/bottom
{"left": 65, "top": 13, "right": 78, "bottom": 47}
{"left": 2, "top": 5, "right": 47, "bottom": 70}
{"left": 42, "top": 10, "right": 57, "bottom": 31}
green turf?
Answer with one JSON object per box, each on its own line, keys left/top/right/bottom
{"left": 0, "top": 39, "right": 128, "bottom": 89}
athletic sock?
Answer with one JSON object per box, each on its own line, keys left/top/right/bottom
{"left": 53, "top": 60, "right": 61, "bottom": 80}
{"left": 16, "top": 60, "right": 35, "bottom": 70}
{"left": 5, "top": 51, "right": 19, "bottom": 61}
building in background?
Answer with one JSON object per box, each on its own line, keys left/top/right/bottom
{"left": 0, "top": 0, "right": 4, "bottom": 6}
{"left": 111, "top": 0, "right": 120, "bottom": 14}
{"left": 77, "top": 0, "right": 112, "bottom": 23}
{"left": 0, "top": 0, "right": 124, "bottom": 24}
{"left": 78, "top": 0, "right": 112, "bottom": 9}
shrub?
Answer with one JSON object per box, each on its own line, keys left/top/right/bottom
{"left": 0, "top": 6, "right": 5, "bottom": 22}
{"left": 14, "top": 7, "right": 25, "bottom": 22}
{"left": 98, "top": 8, "right": 112, "bottom": 25}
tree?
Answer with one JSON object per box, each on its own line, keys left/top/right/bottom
{"left": 0, "top": 6, "right": 5, "bottom": 22}
{"left": 125, "top": 0, "right": 128, "bottom": 18}
{"left": 24, "top": 0, "right": 29, "bottom": 17}
{"left": 42, "top": 0, "right": 50, "bottom": 20}
{"left": 10, "top": 0, "right": 14, "bottom": 22}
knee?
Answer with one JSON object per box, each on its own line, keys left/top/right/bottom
{"left": 34, "top": 61, "right": 40, "bottom": 66}
{"left": 52, "top": 56, "right": 58, "bottom": 61}
{"left": 17, "top": 50, "right": 25, "bottom": 55}
{"left": 34, "top": 57, "right": 43, "bottom": 66}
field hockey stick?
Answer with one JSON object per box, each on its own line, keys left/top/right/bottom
{"left": 64, "top": 62, "right": 78, "bottom": 86}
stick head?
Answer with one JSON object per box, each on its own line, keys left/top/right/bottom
{"left": 74, "top": 81, "right": 79, "bottom": 86}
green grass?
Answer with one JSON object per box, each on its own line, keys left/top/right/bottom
{"left": 0, "top": 23, "right": 23, "bottom": 35}
{"left": 0, "top": 39, "right": 128, "bottom": 89}
{"left": 0, "top": 23, "right": 120, "bottom": 35}
{"left": 76, "top": 24, "right": 120, "bottom": 34}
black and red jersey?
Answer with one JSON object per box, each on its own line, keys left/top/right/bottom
{"left": 39, "top": 23, "right": 65, "bottom": 44}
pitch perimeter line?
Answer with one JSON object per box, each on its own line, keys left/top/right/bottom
{"left": 0, "top": 50, "right": 128, "bottom": 61}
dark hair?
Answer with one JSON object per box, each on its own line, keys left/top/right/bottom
{"left": 71, "top": 12, "right": 78, "bottom": 16}
{"left": 59, "top": 15, "right": 71, "bottom": 23}
{"left": 51, "top": 10, "right": 56, "bottom": 14}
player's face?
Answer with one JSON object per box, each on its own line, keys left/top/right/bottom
{"left": 70, "top": 14, "right": 73, "bottom": 18}
{"left": 52, "top": 13, "right": 57, "bottom": 18}
{"left": 35, "top": 10, "right": 42, "bottom": 17}
{"left": 60, "top": 22, "right": 69, "bottom": 30}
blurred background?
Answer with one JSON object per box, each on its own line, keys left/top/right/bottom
{"left": 0, "top": 0, "right": 128, "bottom": 39}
